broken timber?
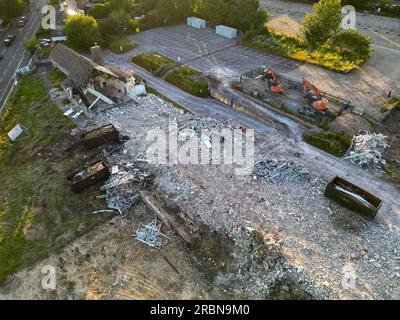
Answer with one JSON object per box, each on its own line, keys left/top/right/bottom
{"left": 140, "top": 191, "right": 200, "bottom": 247}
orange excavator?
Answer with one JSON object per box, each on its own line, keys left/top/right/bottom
{"left": 303, "top": 79, "right": 328, "bottom": 112}
{"left": 262, "top": 66, "right": 283, "bottom": 94}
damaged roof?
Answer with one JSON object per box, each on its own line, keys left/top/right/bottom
{"left": 50, "top": 44, "right": 97, "bottom": 87}
{"left": 50, "top": 44, "right": 136, "bottom": 90}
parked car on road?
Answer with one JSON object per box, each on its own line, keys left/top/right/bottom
{"left": 39, "top": 38, "right": 52, "bottom": 47}
{"left": 17, "top": 20, "right": 25, "bottom": 28}
{"left": 4, "top": 35, "right": 16, "bottom": 46}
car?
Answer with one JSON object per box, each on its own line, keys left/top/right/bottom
{"left": 4, "top": 35, "right": 16, "bottom": 46}
{"left": 0, "top": 53, "right": 3, "bottom": 61}
{"left": 19, "top": 16, "right": 28, "bottom": 23}
{"left": 39, "top": 38, "right": 52, "bottom": 47}
{"left": 17, "top": 20, "right": 25, "bottom": 28}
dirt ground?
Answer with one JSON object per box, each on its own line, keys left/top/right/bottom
{"left": 0, "top": 205, "right": 214, "bottom": 300}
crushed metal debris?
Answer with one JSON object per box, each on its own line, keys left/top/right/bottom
{"left": 134, "top": 219, "right": 168, "bottom": 249}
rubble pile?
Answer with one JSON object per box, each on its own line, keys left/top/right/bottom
{"left": 100, "top": 159, "right": 151, "bottom": 215}
{"left": 178, "top": 118, "right": 241, "bottom": 135}
{"left": 345, "top": 132, "right": 389, "bottom": 170}
{"left": 253, "top": 159, "right": 324, "bottom": 186}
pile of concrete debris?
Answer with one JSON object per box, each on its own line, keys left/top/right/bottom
{"left": 345, "top": 132, "right": 389, "bottom": 170}
{"left": 178, "top": 118, "right": 242, "bottom": 135}
{"left": 99, "top": 158, "right": 152, "bottom": 215}
{"left": 253, "top": 159, "right": 324, "bottom": 187}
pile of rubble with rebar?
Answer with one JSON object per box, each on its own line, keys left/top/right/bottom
{"left": 345, "top": 132, "right": 389, "bottom": 170}
{"left": 98, "top": 158, "right": 152, "bottom": 215}
{"left": 253, "top": 159, "right": 324, "bottom": 187}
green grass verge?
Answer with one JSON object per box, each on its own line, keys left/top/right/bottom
{"left": 241, "top": 34, "right": 359, "bottom": 73}
{"left": 108, "top": 38, "right": 137, "bottom": 54}
{"left": 303, "top": 131, "right": 352, "bottom": 157}
{"left": 382, "top": 98, "right": 400, "bottom": 112}
{"left": 0, "top": 75, "right": 108, "bottom": 284}
{"left": 165, "top": 66, "right": 210, "bottom": 98}
{"left": 131, "top": 52, "right": 176, "bottom": 74}
{"left": 132, "top": 52, "right": 210, "bottom": 98}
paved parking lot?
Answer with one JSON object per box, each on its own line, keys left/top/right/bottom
{"left": 130, "top": 25, "right": 303, "bottom": 77}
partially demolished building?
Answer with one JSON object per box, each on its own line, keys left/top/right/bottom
{"left": 50, "top": 43, "right": 143, "bottom": 105}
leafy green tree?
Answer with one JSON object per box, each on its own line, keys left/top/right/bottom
{"left": 229, "top": 0, "right": 268, "bottom": 33}
{"left": 65, "top": 14, "right": 101, "bottom": 50}
{"left": 87, "top": 3, "right": 111, "bottom": 19}
{"left": 0, "top": 0, "right": 25, "bottom": 19}
{"left": 109, "top": 0, "right": 135, "bottom": 11}
{"left": 301, "top": 0, "right": 342, "bottom": 49}
{"left": 330, "top": 29, "right": 372, "bottom": 61}
{"left": 24, "top": 36, "right": 38, "bottom": 52}
{"left": 193, "top": 0, "right": 268, "bottom": 32}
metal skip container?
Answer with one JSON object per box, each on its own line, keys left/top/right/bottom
{"left": 324, "top": 176, "right": 382, "bottom": 219}
{"left": 80, "top": 124, "right": 120, "bottom": 150}
{"left": 216, "top": 25, "right": 238, "bottom": 39}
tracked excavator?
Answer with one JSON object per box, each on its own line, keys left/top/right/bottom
{"left": 302, "top": 78, "right": 329, "bottom": 112}
{"left": 262, "top": 66, "right": 283, "bottom": 94}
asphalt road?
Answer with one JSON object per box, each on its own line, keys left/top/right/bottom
{"left": 0, "top": 0, "right": 45, "bottom": 113}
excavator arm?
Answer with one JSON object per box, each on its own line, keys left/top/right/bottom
{"left": 264, "top": 66, "right": 283, "bottom": 94}
{"left": 302, "top": 78, "right": 328, "bottom": 111}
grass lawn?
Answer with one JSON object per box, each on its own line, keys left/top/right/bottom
{"left": 242, "top": 34, "right": 360, "bottom": 73}
{"left": 132, "top": 52, "right": 210, "bottom": 98}
{"left": 46, "top": 70, "right": 66, "bottom": 89}
{"left": 131, "top": 52, "right": 176, "bottom": 74}
{"left": 0, "top": 74, "right": 108, "bottom": 284}
{"left": 303, "top": 130, "right": 352, "bottom": 157}
{"left": 165, "top": 66, "right": 210, "bottom": 98}
{"left": 108, "top": 38, "right": 137, "bottom": 54}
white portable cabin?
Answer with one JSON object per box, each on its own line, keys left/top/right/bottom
{"left": 216, "top": 25, "right": 238, "bottom": 39}
{"left": 187, "top": 16, "right": 206, "bottom": 29}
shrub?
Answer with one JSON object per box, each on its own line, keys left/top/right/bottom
{"left": 24, "top": 37, "right": 38, "bottom": 52}
{"left": 304, "top": 131, "right": 352, "bottom": 157}
{"left": 87, "top": 3, "right": 111, "bottom": 19}
{"left": 329, "top": 29, "right": 372, "bottom": 62}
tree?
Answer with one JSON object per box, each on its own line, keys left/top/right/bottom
{"left": 229, "top": 0, "right": 269, "bottom": 33}
{"left": 24, "top": 36, "right": 38, "bottom": 52}
{"left": 300, "top": 0, "right": 342, "bottom": 49}
{"left": 330, "top": 29, "right": 372, "bottom": 61}
{"left": 108, "top": 9, "right": 131, "bottom": 33}
{"left": 65, "top": 14, "right": 101, "bottom": 50}
{"left": 0, "top": 0, "right": 25, "bottom": 19}
{"left": 87, "top": 3, "right": 111, "bottom": 19}
{"left": 193, "top": 0, "right": 268, "bottom": 32}
{"left": 109, "top": 0, "right": 135, "bottom": 11}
